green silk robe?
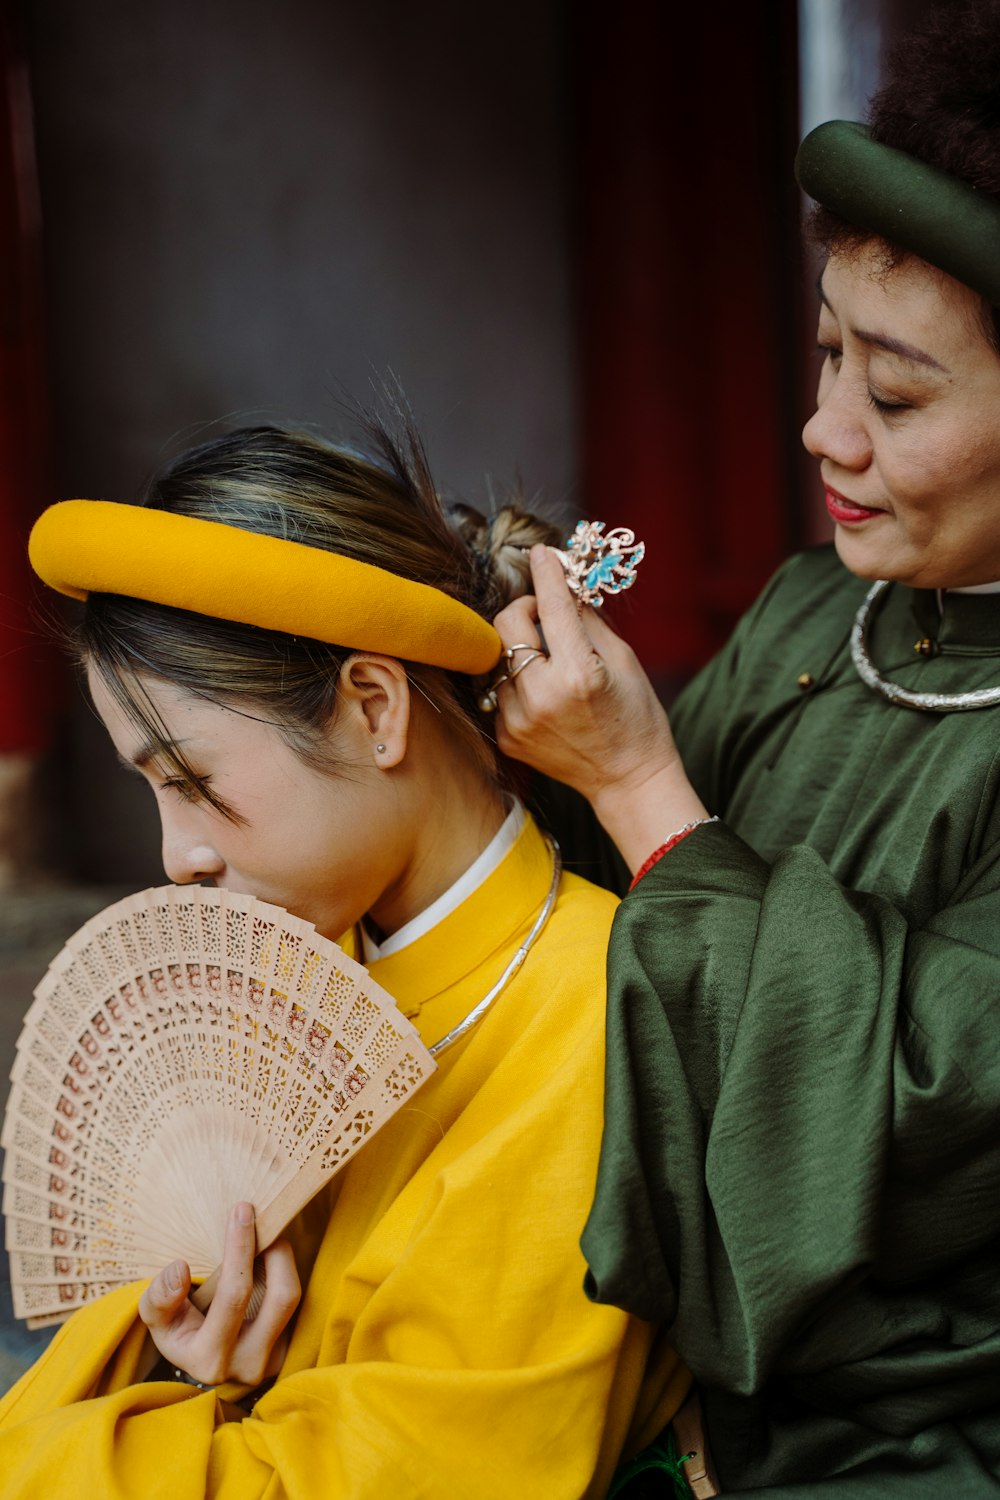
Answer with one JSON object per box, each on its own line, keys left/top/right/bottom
{"left": 579, "top": 546, "right": 1000, "bottom": 1495}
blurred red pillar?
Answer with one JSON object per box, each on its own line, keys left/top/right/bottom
{"left": 578, "top": 2, "right": 803, "bottom": 683}
{"left": 0, "top": 4, "right": 60, "bottom": 755}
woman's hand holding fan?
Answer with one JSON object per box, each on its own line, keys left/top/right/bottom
{"left": 2, "top": 884, "right": 435, "bottom": 1330}
{"left": 137, "top": 1201, "right": 301, "bottom": 1387}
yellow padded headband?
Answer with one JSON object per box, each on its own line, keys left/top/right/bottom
{"left": 29, "top": 500, "right": 503, "bottom": 674}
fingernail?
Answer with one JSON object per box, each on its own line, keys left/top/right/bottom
{"left": 166, "top": 1260, "right": 183, "bottom": 1293}
{"left": 234, "top": 1201, "right": 254, "bottom": 1226}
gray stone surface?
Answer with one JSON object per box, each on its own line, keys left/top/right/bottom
{"left": 0, "top": 885, "right": 130, "bottom": 1394}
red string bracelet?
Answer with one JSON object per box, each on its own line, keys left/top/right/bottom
{"left": 629, "top": 816, "right": 719, "bottom": 891}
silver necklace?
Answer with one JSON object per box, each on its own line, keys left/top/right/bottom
{"left": 851, "top": 579, "right": 1000, "bottom": 712}
{"left": 428, "top": 838, "right": 562, "bottom": 1058}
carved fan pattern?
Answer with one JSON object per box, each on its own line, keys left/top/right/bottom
{"left": 2, "top": 885, "right": 434, "bottom": 1326}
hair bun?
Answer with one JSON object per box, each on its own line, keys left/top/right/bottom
{"left": 447, "top": 501, "right": 562, "bottom": 614}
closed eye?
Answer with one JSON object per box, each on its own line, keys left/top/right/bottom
{"left": 866, "top": 388, "right": 912, "bottom": 416}
{"left": 160, "top": 776, "right": 212, "bottom": 804}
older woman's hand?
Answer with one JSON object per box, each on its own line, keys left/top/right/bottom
{"left": 138, "top": 1202, "right": 300, "bottom": 1389}
{"left": 493, "top": 545, "right": 709, "bottom": 872}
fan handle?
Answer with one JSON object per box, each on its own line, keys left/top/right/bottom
{"left": 188, "top": 1165, "right": 320, "bottom": 1312}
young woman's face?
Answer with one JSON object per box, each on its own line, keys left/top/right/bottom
{"left": 88, "top": 668, "right": 413, "bottom": 941}
{"left": 803, "top": 246, "right": 1000, "bottom": 587}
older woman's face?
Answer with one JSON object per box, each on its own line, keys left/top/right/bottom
{"left": 803, "top": 246, "right": 1000, "bottom": 587}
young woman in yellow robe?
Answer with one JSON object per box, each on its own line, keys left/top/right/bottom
{"left": 0, "top": 420, "right": 688, "bottom": 1498}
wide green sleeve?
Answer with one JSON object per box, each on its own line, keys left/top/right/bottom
{"left": 582, "top": 819, "right": 1000, "bottom": 1488}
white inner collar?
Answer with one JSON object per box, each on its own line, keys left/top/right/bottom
{"left": 936, "top": 580, "right": 1000, "bottom": 612}
{"left": 360, "top": 801, "right": 527, "bottom": 962}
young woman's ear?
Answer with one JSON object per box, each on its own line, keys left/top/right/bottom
{"left": 337, "top": 655, "right": 411, "bottom": 768}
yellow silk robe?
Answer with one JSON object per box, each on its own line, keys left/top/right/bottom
{"left": 0, "top": 816, "right": 689, "bottom": 1499}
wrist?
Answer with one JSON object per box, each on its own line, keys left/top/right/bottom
{"left": 630, "top": 816, "right": 720, "bottom": 887}
{"left": 592, "top": 762, "right": 709, "bottom": 875}
{"left": 143, "top": 1355, "right": 216, "bottom": 1391}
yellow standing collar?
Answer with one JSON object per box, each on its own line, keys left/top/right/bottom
{"left": 28, "top": 499, "right": 503, "bottom": 675}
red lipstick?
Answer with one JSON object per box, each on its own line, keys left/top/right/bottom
{"left": 824, "top": 486, "right": 884, "bottom": 525}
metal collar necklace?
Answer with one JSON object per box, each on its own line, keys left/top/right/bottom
{"left": 851, "top": 579, "right": 1000, "bottom": 712}
{"left": 428, "top": 837, "right": 562, "bottom": 1058}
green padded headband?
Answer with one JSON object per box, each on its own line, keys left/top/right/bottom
{"left": 795, "top": 120, "right": 1000, "bottom": 308}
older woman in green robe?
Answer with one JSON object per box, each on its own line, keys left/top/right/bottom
{"left": 491, "top": 6, "right": 1000, "bottom": 1496}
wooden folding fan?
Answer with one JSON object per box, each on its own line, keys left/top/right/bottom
{"left": 2, "top": 884, "right": 435, "bottom": 1326}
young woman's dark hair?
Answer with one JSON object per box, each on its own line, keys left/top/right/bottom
{"left": 80, "top": 418, "right": 562, "bottom": 816}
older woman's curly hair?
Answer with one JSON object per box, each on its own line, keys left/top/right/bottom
{"left": 809, "top": 0, "right": 1000, "bottom": 343}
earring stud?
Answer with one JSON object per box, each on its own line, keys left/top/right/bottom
{"left": 375, "top": 743, "right": 387, "bottom": 754}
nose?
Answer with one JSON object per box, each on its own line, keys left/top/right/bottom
{"left": 158, "top": 804, "right": 225, "bottom": 886}
{"left": 801, "top": 368, "right": 873, "bottom": 473}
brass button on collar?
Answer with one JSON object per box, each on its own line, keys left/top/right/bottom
{"left": 914, "top": 637, "right": 936, "bottom": 657}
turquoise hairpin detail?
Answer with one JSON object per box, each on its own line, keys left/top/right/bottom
{"left": 477, "top": 520, "right": 646, "bottom": 714}
{"left": 554, "top": 521, "right": 645, "bottom": 608}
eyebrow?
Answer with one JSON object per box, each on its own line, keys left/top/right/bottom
{"left": 116, "top": 738, "right": 187, "bottom": 773}
{"left": 817, "top": 281, "right": 951, "bottom": 374}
